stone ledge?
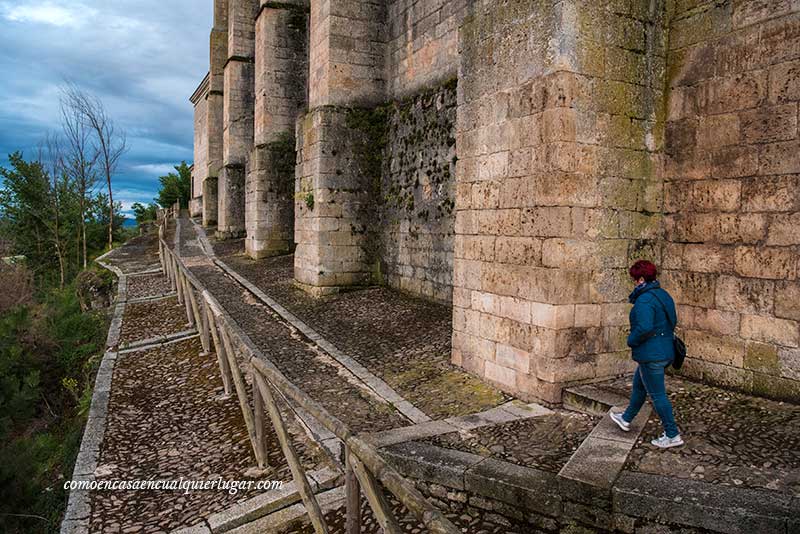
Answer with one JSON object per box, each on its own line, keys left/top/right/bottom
{"left": 381, "top": 431, "right": 800, "bottom": 533}
{"left": 613, "top": 471, "right": 798, "bottom": 534}
{"left": 382, "top": 441, "right": 485, "bottom": 490}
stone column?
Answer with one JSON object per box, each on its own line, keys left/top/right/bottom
{"left": 245, "top": 1, "right": 308, "bottom": 259}
{"left": 451, "top": 0, "right": 668, "bottom": 403}
{"left": 218, "top": 0, "right": 258, "bottom": 239}
{"left": 204, "top": 0, "right": 227, "bottom": 227}
{"left": 294, "top": 0, "right": 387, "bottom": 294}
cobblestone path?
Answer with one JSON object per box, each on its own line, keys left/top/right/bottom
{"left": 206, "top": 229, "right": 511, "bottom": 420}
{"left": 85, "top": 233, "right": 329, "bottom": 534}
{"left": 176, "top": 221, "right": 410, "bottom": 434}
{"left": 626, "top": 377, "right": 800, "bottom": 495}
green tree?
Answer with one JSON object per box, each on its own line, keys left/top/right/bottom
{"left": 156, "top": 161, "right": 191, "bottom": 209}
{"left": 131, "top": 202, "right": 159, "bottom": 224}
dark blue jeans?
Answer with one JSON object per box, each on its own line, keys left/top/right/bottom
{"left": 622, "top": 360, "right": 679, "bottom": 438}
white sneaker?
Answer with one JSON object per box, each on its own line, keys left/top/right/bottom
{"left": 651, "top": 433, "right": 684, "bottom": 448}
{"left": 609, "top": 411, "right": 630, "bottom": 432}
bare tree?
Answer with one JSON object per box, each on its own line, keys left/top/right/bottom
{"left": 36, "top": 133, "right": 70, "bottom": 287}
{"left": 62, "top": 83, "right": 127, "bottom": 249}
{"left": 60, "top": 90, "right": 99, "bottom": 268}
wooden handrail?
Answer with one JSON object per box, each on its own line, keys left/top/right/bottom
{"left": 156, "top": 226, "right": 460, "bottom": 534}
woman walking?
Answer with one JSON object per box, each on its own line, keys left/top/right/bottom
{"left": 610, "top": 260, "right": 683, "bottom": 448}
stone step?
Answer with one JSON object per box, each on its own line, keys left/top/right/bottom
{"left": 562, "top": 384, "right": 628, "bottom": 417}
{"left": 227, "top": 486, "right": 346, "bottom": 534}
{"left": 205, "top": 468, "right": 342, "bottom": 533}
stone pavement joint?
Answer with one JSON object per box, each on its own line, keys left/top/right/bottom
{"left": 127, "top": 291, "right": 178, "bottom": 304}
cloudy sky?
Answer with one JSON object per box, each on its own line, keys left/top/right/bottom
{"left": 0, "top": 0, "right": 212, "bottom": 217}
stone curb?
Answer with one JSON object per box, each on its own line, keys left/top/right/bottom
{"left": 126, "top": 267, "right": 164, "bottom": 276}
{"left": 203, "top": 467, "right": 342, "bottom": 533}
{"left": 118, "top": 329, "right": 199, "bottom": 352}
{"left": 60, "top": 266, "right": 128, "bottom": 534}
{"left": 227, "top": 486, "right": 347, "bottom": 534}
{"left": 127, "top": 292, "right": 178, "bottom": 304}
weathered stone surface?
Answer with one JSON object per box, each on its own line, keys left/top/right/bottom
{"left": 189, "top": 0, "right": 800, "bottom": 402}
{"left": 614, "top": 472, "right": 795, "bottom": 534}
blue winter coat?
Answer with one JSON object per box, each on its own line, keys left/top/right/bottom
{"left": 627, "top": 280, "right": 677, "bottom": 363}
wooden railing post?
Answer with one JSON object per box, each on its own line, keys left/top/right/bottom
{"left": 218, "top": 320, "right": 266, "bottom": 468}
{"left": 173, "top": 256, "right": 184, "bottom": 305}
{"left": 253, "top": 372, "right": 329, "bottom": 534}
{"left": 251, "top": 369, "right": 268, "bottom": 469}
{"left": 345, "top": 446, "right": 362, "bottom": 534}
{"left": 199, "top": 298, "right": 211, "bottom": 355}
{"left": 349, "top": 455, "right": 402, "bottom": 534}
{"left": 206, "top": 304, "right": 233, "bottom": 396}
{"left": 180, "top": 272, "right": 196, "bottom": 328}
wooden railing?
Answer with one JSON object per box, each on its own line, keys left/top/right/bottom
{"left": 157, "top": 221, "right": 459, "bottom": 534}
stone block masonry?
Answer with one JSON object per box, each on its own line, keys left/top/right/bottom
{"left": 451, "top": 0, "right": 668, "bottom": 403}
{"left": 218, "top": 0, "right": 258, "bottom": 239}
{"left": 191, "top": 0, "right": 800, "bottom": 403}
{"left": 245, "top": 1, "right": 309, "bottom": 259}
{"left": 190, "top": 74, "right": 209, "bottom": 218}
{"left": 664, "top": 0, "right": 800, "bottom": 400}
{"left": 294, "top": 106, "right": 379, "bottom": 294}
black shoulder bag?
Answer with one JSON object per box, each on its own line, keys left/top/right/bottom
{"left": 650, "top": 292, "right": 686, "bottom": 370}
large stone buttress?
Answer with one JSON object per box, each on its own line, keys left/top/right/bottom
{"left": 245, "top": 1, "right": 309, "bottom": 259}
{"left": 293, "top": 0, "right": 388, "bottom": 294}
{"left": 218, "top": 0, "right": 258, "bottom": 239}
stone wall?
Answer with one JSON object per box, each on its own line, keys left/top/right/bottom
{"left": 219, "top": 0, "right": 258, "bottom": 238}
{"left": 193, "top": 0, "right": 800, "bottom": 403}
{"left": 190, "top": 74, "right": 209, "bottom": 218}
{"left": 664, "top": 1, "right": 800, "bottom": 400}
{"left": 385, "top": 0, "right": 466, "bottom": 100}
{"left": 451, "top": 0, "right": 668, "bottom": 403}
{"left": 245, "top": 1, "right": 308, "bottom": 259}
{"left": 380, "top": 79, "right": 457, "bottom": 303}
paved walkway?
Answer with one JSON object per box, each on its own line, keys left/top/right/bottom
{"left": 66, "top": 220, "right": 800, "bottom": 533}
{"left": 66, "top": 233, "right": 332, "bottom": 534}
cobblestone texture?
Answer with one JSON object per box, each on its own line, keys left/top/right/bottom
{"left": 89, "top": 230, "right": 331, "bottom": 533}
{"left": 103, "top": 233, "right": 162, "bottom": 274}
{"left": 90, "top": 336, "right": 324, "bottom": 533}
{"left": 126, "top": 273, "right": 172, "bottom": 300}
{"left": 421, "top": 411, "right": 598, "bottom": 473}
{"left": 625, "top": 377, "right": 800, "bottom": 495}
{"left": 175, "top": 222, "right": 409, "bottom": 434}
{"left": 215, "top": 243, "right": 510, "bottom": 420}
{"left": 118, "top": 296, "right": 189, "bottom": 345}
